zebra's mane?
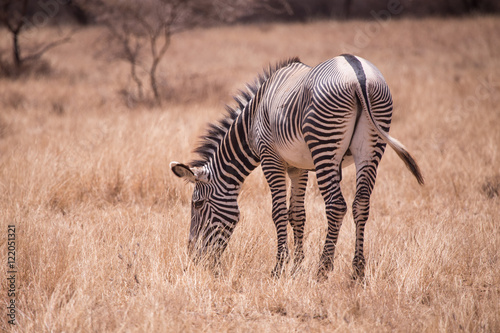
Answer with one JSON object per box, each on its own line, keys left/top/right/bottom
{"left": 190, "top": 57, "right": 301, "bottom": 168}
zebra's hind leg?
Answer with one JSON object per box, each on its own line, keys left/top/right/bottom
{"left": 317, "top": 171, "right": 347, "bottom": 281}
{"left": 350, "top": 115, "right": 386, "bottom": 281}
{"left": 305, "top": 146, "right": 348, "bottom": 280}
{"left": 351, "top": 168, "right": 372, "bottom": 281}
{"left": 261, "top": 157, "right": 290, "bottom": 278}
{"left": 287, "top": 167, "right": 308, "bottom": 275}
{"left": 351, "top": 161, "right": 382, "bottom": 281}
{"left": 303, "top": 107, "right": 356, "bottom": 280}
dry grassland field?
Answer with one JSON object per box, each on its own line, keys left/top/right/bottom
{"left": 0, "top": 15, "right": 499, "bottom": 332}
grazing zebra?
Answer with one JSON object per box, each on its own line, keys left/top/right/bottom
{"left": 171, "top": 54, "right": 424, "bottom": 280}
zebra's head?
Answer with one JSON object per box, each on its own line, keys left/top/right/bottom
{"left": 170, "top": 161, "right": 239, "bottom": 263}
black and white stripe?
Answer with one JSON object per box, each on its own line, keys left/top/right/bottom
{"left": 171, "top": 54, "right": 423, "bottom": 279}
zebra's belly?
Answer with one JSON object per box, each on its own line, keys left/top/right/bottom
{"left": 277, "top": 138, "right": 355, "bottom": 170}
{"left": 278, "top": 137, "right": 315, "bottom": 170}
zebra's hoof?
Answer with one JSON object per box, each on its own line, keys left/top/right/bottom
{"left": 352, "top": 256, "right": 366, "bottom": 281}
{"left": 271, "top": 265, "right": 285, "bottom": 278}
{"left": 316, "top": 256, "right": 336, "bottom": 281}
{"left": 351, "top": 270, "right": 365, "bottom": 282}
{"left": 290, "top": 264, "right": 302, "bottom": 277}
{"left": 316, "top": 268, "right": 329, "bottom": 282}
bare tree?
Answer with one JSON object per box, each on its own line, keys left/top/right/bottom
{"left": 0, "top": 0, "right": 28, "bottom": 68}
{"left": 0, "top": 0, "right": 73, "bottom": 75}
{"left": 81, "top": 0, "right": 292, "bottom": 106}
{"left": 82, "top": 0, "right": 212, "bottom": 105}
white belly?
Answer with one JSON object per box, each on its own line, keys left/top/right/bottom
{"left": 277, "top": 138, "right": 355, "bottom": 170}
{"left": 278, "top": 137, "right": 315, "bottom": 170}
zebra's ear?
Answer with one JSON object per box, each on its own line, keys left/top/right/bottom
{"left": 170, "top": 162, "right": 209, "bottom": 183}
{"left": 170, "top": 162, "right": 195, "bottom": 182}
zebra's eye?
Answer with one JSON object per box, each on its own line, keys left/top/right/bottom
{"left": 193, "top": 199, "right": 205, "bottom": 209}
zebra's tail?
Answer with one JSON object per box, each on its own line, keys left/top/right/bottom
{"left": 356, "top": 85, "right": 425, "bottom": 186}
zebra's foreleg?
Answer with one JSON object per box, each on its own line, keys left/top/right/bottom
{"left": 287, "top": 167, "right": 308, "bottom": 274}
{"left": 262, "top": 157, "right": 289, "bottom": 277}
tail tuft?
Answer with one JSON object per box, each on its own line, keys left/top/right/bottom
{"left": 393, "top": 144, "right": 425, "bottom": 186}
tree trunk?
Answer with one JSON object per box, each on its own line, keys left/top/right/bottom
{"left": 13, "top": 30, "right": 21, "bottom": 68}
{"left": 130, "top": 60, "right": 143, "bottom": 100}
{"left": 150, "top": 61, "right": 160, "bottom": 105}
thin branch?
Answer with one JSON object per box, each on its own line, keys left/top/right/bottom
{"left": 23, "top": 31, "right": 74, "bottom": 63}
{"left": 103, "top": 19, "right": 145, "bottom": 98}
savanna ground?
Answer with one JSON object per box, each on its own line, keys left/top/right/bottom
{"left": 1, "top": 15, "right": 499, "bottom": 332}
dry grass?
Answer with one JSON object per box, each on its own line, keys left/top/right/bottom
{"left": 1, "top": 16, "right": 499, "bottom": 332}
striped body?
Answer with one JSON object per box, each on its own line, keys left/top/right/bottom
{"left": 171, "top": 55, "right": 423, "bottom": 279}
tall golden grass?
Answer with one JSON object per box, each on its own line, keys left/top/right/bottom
{"left": 1, "top": 16, "right": 499, "bottom": 332}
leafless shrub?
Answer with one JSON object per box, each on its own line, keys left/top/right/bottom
{"left": 80, "top": 0, "right": 292, "bottom": 107}
{"left": 0, "top": 0, "right": 74, "bottom": 77}
{"left": 80, "top": 0, "right": 207, "bottom": 106}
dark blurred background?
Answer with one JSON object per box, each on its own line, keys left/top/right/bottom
{"left": 3, "top": 0, "right": 499, "bottom": 26}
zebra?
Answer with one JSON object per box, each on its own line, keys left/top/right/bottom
{"left": 171, "top": 54, "right": 424, "bottom": 280}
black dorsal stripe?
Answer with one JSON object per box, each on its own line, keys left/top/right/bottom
{"left": 341, "top": 54, "right": 368, "bottom": 105}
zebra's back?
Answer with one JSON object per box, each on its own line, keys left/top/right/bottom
{"left": 254, "top": 55, "right": 385, "bottom": 171}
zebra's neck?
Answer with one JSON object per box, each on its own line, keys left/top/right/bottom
{"left": 191, "top": 58, "right": 302, "bottom": 192}
{"left": 209, "top": 107, "right": 260, "bottom": 192}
